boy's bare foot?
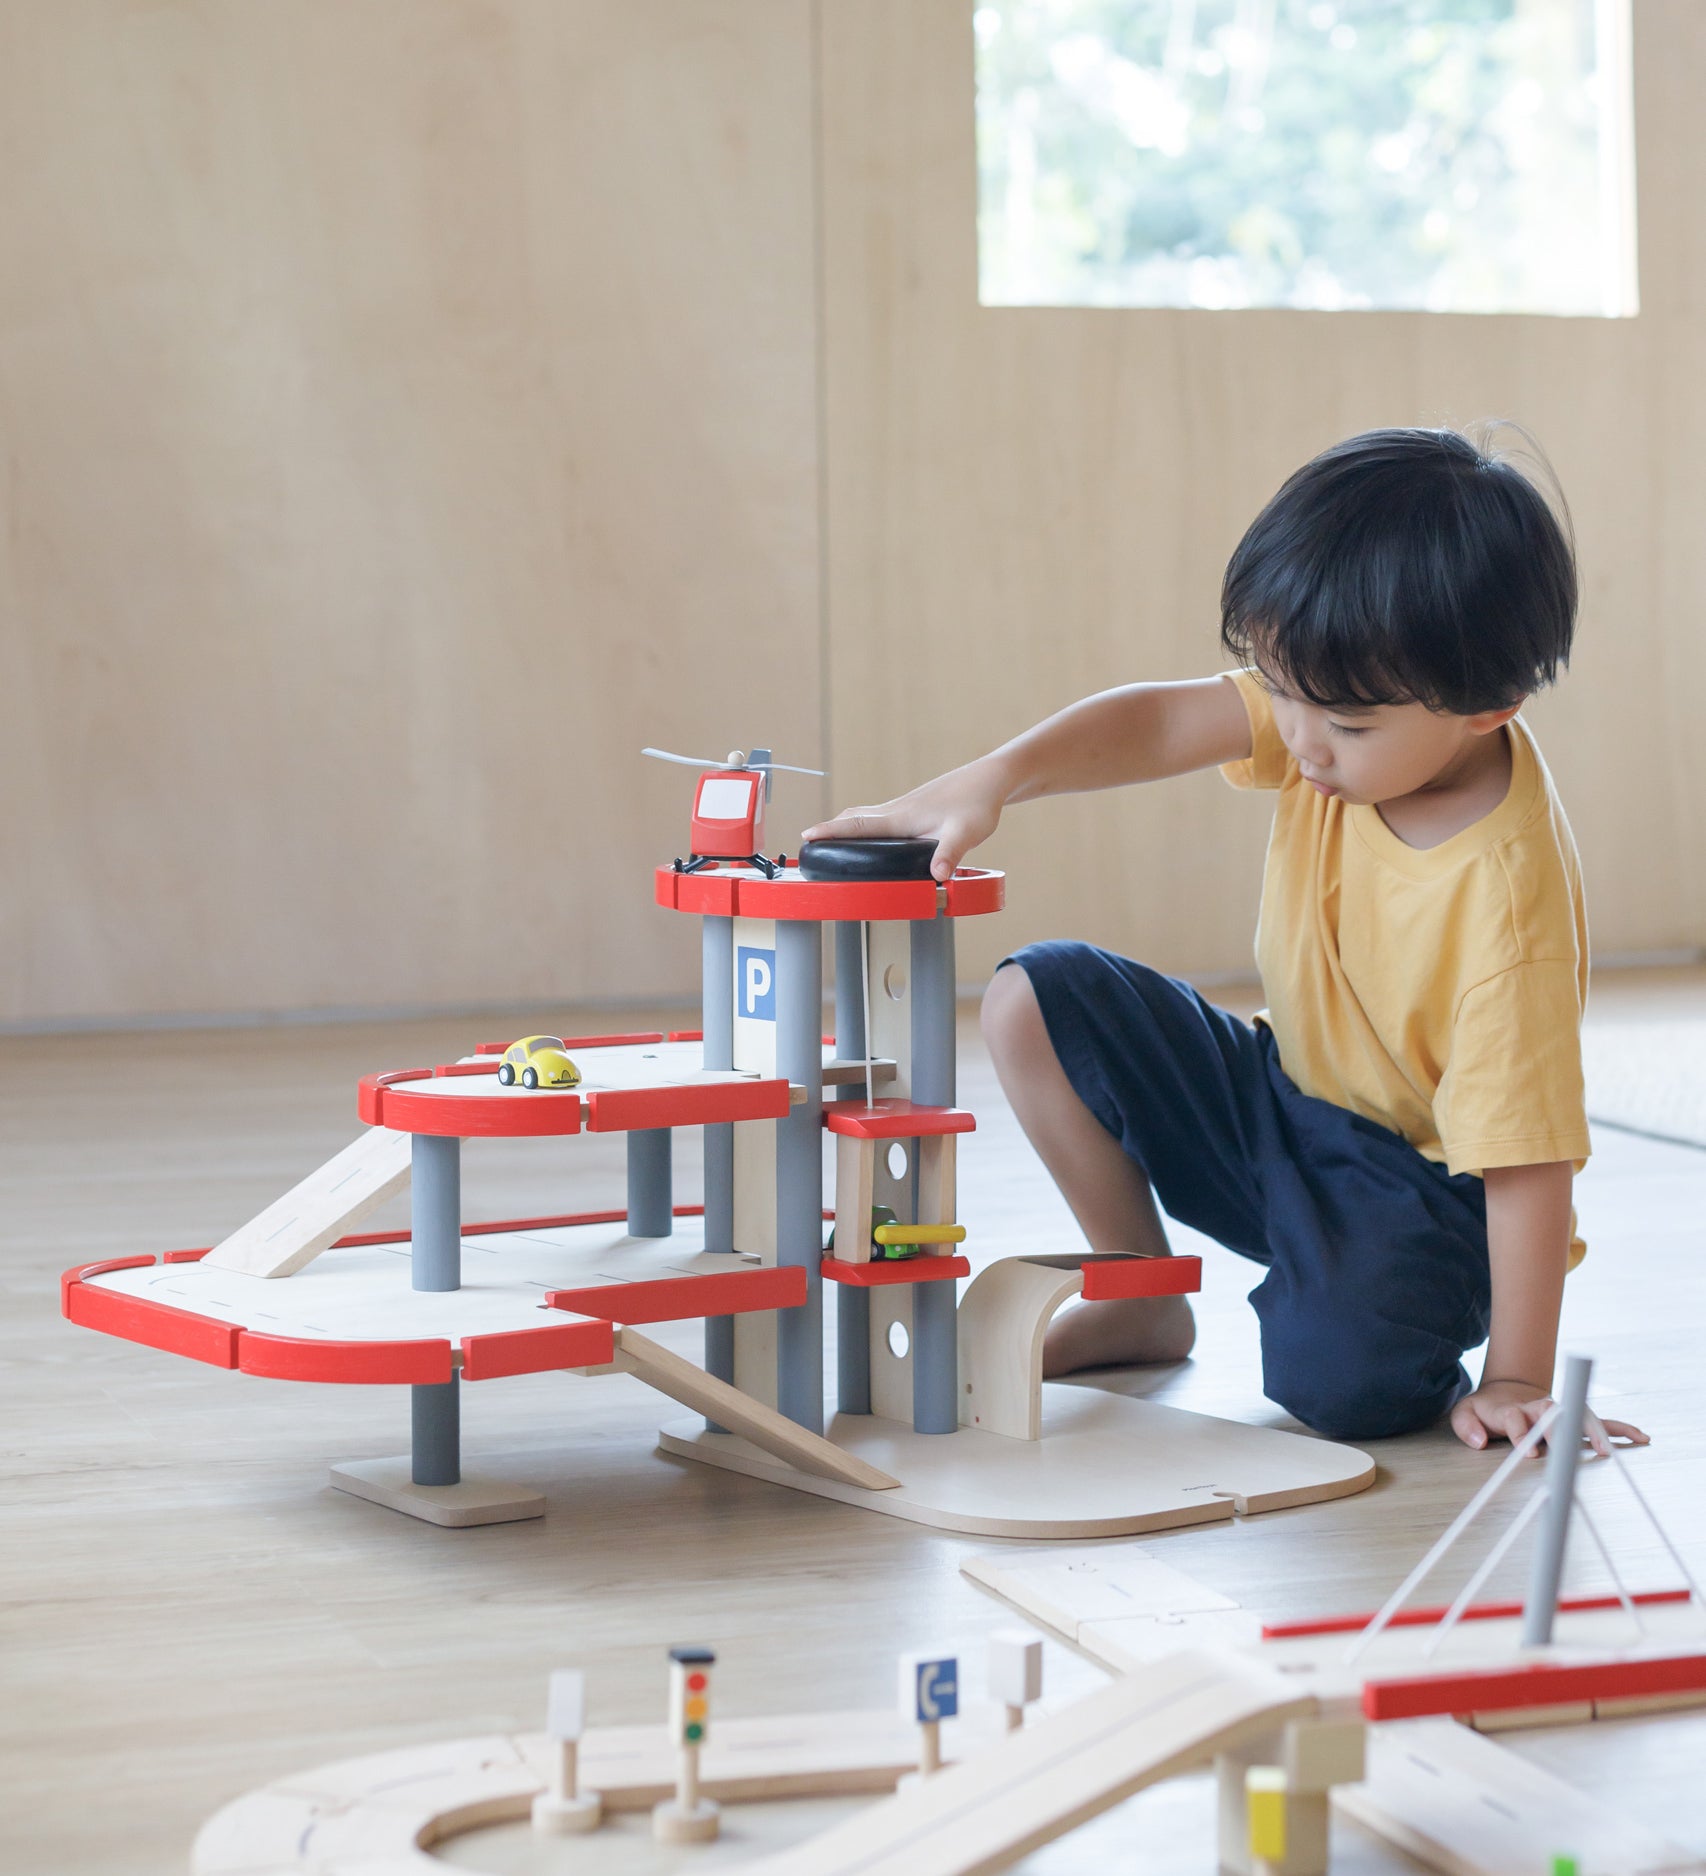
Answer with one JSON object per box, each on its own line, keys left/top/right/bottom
{"left": 1042, "top": 1294, "right": 1197, "bottom": 1376}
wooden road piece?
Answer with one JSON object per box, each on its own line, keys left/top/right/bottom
{"left": 663, "top": 1385, "right": 1373, "bottom": 1540}
{"left": 964, "top": 1542, "right": 1262, "bottom": 1672}
{"left": 963, "top": 1542, "right": 1244, "bottom": 1640}
{"left": 201, "top": 1126, "right": 413, "bottom": 1279}
{"left": 1340, "top": 1716, "right": 1706, "bottom": 1876}
{"left": 724, "top": 1650, "right": 1315, "bottom": 1876}
{"left": 615, "top": 1327, "right": 899, "bottom": 1492}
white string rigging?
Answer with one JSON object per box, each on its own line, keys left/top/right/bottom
{"left": 1345, "top": 1402, "right": 1561, "bottom": 1664}
{"left": 859, "top": 921, "right": 876, "bottom": 1111}
{"left": 1422, "top": 1486, "right": 1549, "bottom": 1660}
{"left": 1607, "top": 1439, "right": 1706, "bottom": 1616}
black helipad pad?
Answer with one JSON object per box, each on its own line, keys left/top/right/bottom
{"left": 798, "top": 836, "right": 940, "bottom": 882}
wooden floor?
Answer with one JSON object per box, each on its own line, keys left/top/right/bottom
{"left": 4, "top": 977, "right": 1705, "bottom": 1874}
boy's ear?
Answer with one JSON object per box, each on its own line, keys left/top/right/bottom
{"left": 1466, "top": 701, "right": 1524, "bottom": 736}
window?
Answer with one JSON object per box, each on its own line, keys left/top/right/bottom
{"left": 975, "top": 1, "right": 1637, "bottom": 317}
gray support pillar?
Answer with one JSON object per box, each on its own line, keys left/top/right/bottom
{"left": 834, "top": 921, "right": 866, "bottom": 1097}
{"left": 626, "top": 1128, "right": 674, "bottom": 1237}
{"left": 774, "top": 919, "right": 825, "bottom": 1432}
{"left": 701, "top": 915, "right": 736, "bottom": 1407}
{"left": 411, "top": 1377, "right": 460, "bottom": 1487}
{"left": 912, "top": 1280, "right": 958, "bottom": 1434}
{"left": 910, "top": 914, "right": 959, "bottom": 1434}
{"left": 837, "top": 1285, "right": 872, "bottom": 1415}
{"left": 1521, "top": 1353, "right": 1594, "bottom": 1647}
{"left": 910, "top": 916, "right": 956, "bottom": 1106}
{"left": 703, "top": 1316, "right": 736, "bottom": 1422}
{"left": 411, "top": 1133, "right": 461, "bottom": 1293}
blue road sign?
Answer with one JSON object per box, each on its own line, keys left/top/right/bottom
{"left": 907, "top": 1656, "right": 959, "bottom": 1724}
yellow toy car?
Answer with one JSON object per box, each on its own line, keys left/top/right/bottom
{"left": 496, "top": 1035, "right": 582, "bottom": 1090}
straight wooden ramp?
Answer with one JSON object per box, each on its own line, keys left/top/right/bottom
{"left": 201, "top": 1127, "right": 413, "bottom": 1278}
{"left": 617, "top": 1328, "right": 900, "bottom": 1493}
{"left": 727, "top": 1650, "right": 1313, "bottom": 1876}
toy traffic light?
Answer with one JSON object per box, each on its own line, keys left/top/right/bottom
{"left": 656, "top": 1646, "right": 720, "bottom": 1844}
{"left": 669, "top": 1645, "right": 715, "bottom": 1747}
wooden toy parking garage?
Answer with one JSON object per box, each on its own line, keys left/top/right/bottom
{"left": 61, "top": 799, "right": 1374, "bottom": 1534}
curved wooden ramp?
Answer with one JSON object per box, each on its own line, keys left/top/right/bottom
{"left": 726, "top": 1650, "right": 1314, "bottom": 1876}
{"left": 958, "top": 1254, "right": 1202, "bottom": 1440}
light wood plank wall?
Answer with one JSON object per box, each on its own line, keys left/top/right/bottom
{"left": 0, "top": 2, "right": 823, "bottom": 1025}
{"left": 818, "top": 0, "right": 1706, "bottom": 984}
{"left": 2, "top": 2, "right": 1701, "bottom": 1024}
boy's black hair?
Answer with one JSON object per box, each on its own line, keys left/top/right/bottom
{"left": 1220, "top": 427, "right": 1576, "bottom": 715}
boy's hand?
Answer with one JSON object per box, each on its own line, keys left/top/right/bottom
{"left": 1450, "top": 1378, "right": 1649, "bottom": 1456}
{"left": 802, "top": 758, "right": 1009, "bottom": 881}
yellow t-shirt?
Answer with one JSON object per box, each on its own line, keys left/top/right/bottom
{"left": 1220, "top": 669, "right": 1590, "bottom": 1255}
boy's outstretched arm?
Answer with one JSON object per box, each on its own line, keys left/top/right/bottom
{"left": 1451, "top": 1160, "right": 1649, "bottom": 1454}
{"left": 802, "top": 676, "right": 1252, "bottom": 880}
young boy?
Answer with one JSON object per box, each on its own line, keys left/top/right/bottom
{"left": 805, "top": 428, "right": 1646, "bottom": 1452}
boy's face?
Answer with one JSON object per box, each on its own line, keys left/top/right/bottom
{"left": 1252, "top": 663, "right": 1519, "bottom": 808}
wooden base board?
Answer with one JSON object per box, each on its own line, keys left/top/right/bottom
{"left": 1340, "top": 1717, "right": 1705, "bottom": 1876}
{"left": 328, "top": 1457, "right": 545, "bottom": 1527}
{"left": 659, "top": 1384, "right": 1374, "bottom": 1540}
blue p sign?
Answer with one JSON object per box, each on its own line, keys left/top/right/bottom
{"left": 902, "top": 1655, "right": 959, "bottom": 1724}
{"left": 738, "top": 946, "right": 776, "bottom": 1021}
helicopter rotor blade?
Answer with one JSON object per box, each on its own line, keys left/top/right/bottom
{"left": 641, "top": 747, "right": 739, "bottom": 770}
{"left": 752, "top": 760, "right": 826, "bottom": 777}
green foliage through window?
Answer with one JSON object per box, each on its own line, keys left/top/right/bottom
{"left": 975, "top": 0, "right": 1636, "bottom": 316}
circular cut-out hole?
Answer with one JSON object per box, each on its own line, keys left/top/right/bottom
{"left": 883, "top": 964, "right": 907, "bottom": 1001}
{"left": 886, "top": 1141, "right": 909, "bottom": 1180}
{"left": 887, "top": 1320, "right": 910, "bottom": 1360}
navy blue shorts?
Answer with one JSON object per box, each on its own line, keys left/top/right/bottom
{"left": 1009, "top": 941, "right": 1492, "bottom": 1440}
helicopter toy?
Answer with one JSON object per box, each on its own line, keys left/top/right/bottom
{"left": 642, "top": 745, "right": 824, "bottom": 879}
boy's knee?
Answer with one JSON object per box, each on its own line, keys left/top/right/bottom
{"left": 980, "top": 962, "right": 1041, "bottom": 1061}
{"left": 1258, "top": 1309, "right": 1465, "bottom": 1441}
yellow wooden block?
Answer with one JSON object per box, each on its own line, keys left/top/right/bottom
{"left": 1246, "top": 1766, "right": 1288, "bottom": 1861}
{"left": 873, "top": 1223, "right": 966, "bottom": 1246}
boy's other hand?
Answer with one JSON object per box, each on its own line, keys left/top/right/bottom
{"left": 1450, "top": 1378, "right": 1650, "bottom": 1456}
{"left": 802, "top": 759, "right": 1008, "bottom": 881}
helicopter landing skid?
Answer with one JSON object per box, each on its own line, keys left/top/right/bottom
{"left": 675, "top": 853, "right": 787, "bottom": 880}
